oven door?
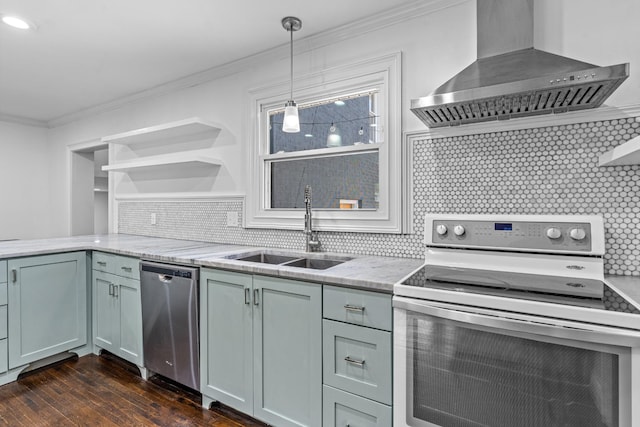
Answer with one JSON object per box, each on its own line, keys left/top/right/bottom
{"left": 393, "top": 296, "right": 640, "bottom": 427}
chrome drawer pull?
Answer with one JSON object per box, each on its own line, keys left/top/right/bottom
{"left": 97, "top": 261, "right": 107, "bottom": 266}
{"left": 344, "top": 356, "right": 365, "bottom": 366}
{"left": 108, "top": 283, "right": 114, "bottom": 296}
{"left": 121, "top": 266, "right": 132, "bottom": 272}
{"left": 245, "top": 288, "right": 250, "bottom": 305}
{"left": 10, "top": 269, "right": 17, "bottom": 283}
{"left": 344, "top": 304, "right": 365, "bottom": 313}
{"left": 254, "top": 289, "right": 260, "bottom": 306}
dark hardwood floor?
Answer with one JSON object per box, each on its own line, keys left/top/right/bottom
{"left": 0, "top": 353, "right": 267, "bottom": 426}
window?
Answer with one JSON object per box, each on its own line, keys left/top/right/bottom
{"left": 268, "top": 91, "right": 381, "bottom": 210}
{"left": 246, "top": 52, "right": 402, "bottom": 233}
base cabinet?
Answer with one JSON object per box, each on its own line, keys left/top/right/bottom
{"left": 92, "top": 253, "right": 142, "bottom": 367}
{"left": 0, "top": 261, "right": 6, "bottom": 373}
{"left": 322, "top": 285, "right": 393, "bottom": 426}
{"left": 7, "top": 252, "right": 87, "bottom": 369}
{"left": 201, "top": 269, "right": 322, "bottom": 427}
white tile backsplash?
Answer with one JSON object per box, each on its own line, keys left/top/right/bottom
{"left": 119, "top": 116, "right": 640, "bottom": 276}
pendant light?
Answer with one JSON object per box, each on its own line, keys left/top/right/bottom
{"left": 281, "top": 16, "right": 302, "bottom": 133}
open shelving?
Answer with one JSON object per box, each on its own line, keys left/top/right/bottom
{"left": 102, "top": 154, "right": 222, "bottom": 173}
{"left": 101, "top": 117, "right": 220, "bottom": 146}
{"left": 599, "top": 135, "right": 640, "bottom": 166}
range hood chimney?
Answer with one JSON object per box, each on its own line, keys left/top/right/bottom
{"left": 411, "top": 0, "right": 629, "bottom": 128}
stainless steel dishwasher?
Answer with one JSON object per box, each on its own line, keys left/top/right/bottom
{"left": 140, "top": 261, "right": 199, "bottom": 390}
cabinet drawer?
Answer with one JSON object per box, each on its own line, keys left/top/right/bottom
{"left": 92, "top": 251, "right": 113, "bottom": 273}
{"left": 323, "top": 285, "right": 391, "bottom": 331}
{"left": 323, "top": 319, "right": 392, "bottom": 405}
{"left": 0, "top": 305, "right": 6, "bottom": 339}
{"left": 0, "top": 338, "right": 6, "bottom": 374}
{"left": 93, "top": 252, "right": 139, "bottom": 280}
{"left": 114, "top": 256, "right": 140, "bottom": 280}
{"left": 0, "top": 260, "right": 6, "bottom": 283}
{"left": 323, "top": 385, "right": 392, "bottom": 427}
{"left": 0, "top": 283, "right": 6, "bottom": 306}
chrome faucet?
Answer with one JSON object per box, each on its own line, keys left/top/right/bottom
{"left": 304, "top": 185, "right": 320, "bottom": 252}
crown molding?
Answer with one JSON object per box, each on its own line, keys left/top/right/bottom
{"left": 48, "top": 0, "right": 467, "bottom": 128}
{"left": 0, "top": 113, "right": 48, "bottom": 128}
{"left": 405, "top": 104, "right": 640, "bottom": 140}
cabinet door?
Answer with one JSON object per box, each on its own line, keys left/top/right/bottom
{"left": 93, "top": 271, "right": 118, "bottom": 354}
{"left": 200, "top": 269, "right": 253, "bottom": 414}
{"left": 8, "top": 252, "right": 87, "bottom": 369}
{"left": 117, "top": 276, "right": 142, "bottom": 366}
{"left": 253, "top": 275, "right": 322, "bottom": 427}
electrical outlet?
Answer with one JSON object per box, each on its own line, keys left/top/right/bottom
{"left": 151, "top": 213, "right": 157, "bottom": 225}
{"left": 226, "top": 211, "right": 239, "bottom": 227}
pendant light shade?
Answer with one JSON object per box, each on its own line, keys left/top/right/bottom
{"left": 281, "top": 16, "right": 302, "bottom": 133}
{"left": 283, "top": 100, "right": 300, "bottom": 133}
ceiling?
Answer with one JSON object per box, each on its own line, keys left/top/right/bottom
{"left": 0, "top": 0, "right": 420, "bottom": 126}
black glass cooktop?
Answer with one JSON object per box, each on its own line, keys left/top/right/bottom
{"left": 401, "top": 265, "right": 640, "bottom": 314}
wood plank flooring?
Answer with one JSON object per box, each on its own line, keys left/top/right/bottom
{"left": 0, "top": 353, "right": 267, "bottom": 427}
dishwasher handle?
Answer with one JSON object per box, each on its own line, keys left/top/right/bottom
{"left": 140, "top": 261, "right": 199, "bottom": 281}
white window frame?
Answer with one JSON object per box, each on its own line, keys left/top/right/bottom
{"left": 246, "top": 52, "right": 402, "bottom": 233}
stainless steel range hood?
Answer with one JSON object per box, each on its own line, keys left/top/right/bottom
{"left": 411, "top": 0, "right": 629, "bottom": 128}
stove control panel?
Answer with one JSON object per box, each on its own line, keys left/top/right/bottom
{"left": 426, "top": 215, "right": 605, "bottom": 254}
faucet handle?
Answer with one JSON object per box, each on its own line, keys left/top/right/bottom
{"left": 304, "top": 185, "right": 312, "bottom": 201}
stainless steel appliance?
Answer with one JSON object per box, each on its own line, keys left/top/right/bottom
{"left": 394, "top": 214, "right": 640, "bottom": 427}
{"left": 410, "top": 0, "right": 629, "bottom": 128}
{"left": 140, "top": 261, "right": 199, "bottom": 390}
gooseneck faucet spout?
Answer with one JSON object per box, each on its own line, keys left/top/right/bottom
{"left": 304, "top": 185, "right": 320, "bottom": 252}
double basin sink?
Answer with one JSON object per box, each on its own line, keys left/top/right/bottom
{"left": 227, "top": 250, "right": 351, "bottom": 270}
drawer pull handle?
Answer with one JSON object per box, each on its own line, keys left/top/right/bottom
{"left": 121, "top": 266, "right": 132, "bottom": 272}
{"left": 344, "top": 304, "right": 365, "bottom": 313}
{"left": 254, "top": 289, "right": 260, "bottom": 306}
{"left": 10, "top": 269, "right": 17, "bottom": 283}
{"left": 344, "top": 356, "right": 365, "bottom": 366}
{"left": 97, "top": 261, "right": 107, "bottom": 266}
{"left": 108, "top": 283, "right": 114, "bottom": 296}
{"left": 245, "top": 288, "right": 251, "bottom": 305}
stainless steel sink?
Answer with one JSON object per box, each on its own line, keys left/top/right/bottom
{"left": 281, "top": 258, "right": 345, "bottom": 270}
{"left": 227, "top": 250, "right": 350, "bottom": 270}
{"left": 235, "top": 253, "right": 299, "bottom": 265}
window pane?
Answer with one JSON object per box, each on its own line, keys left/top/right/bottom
{"left": 269, "top": 92, "right": 379, "bottom": 154}
{"left": 270, "top": 152, "right": 379, "bottom": 209}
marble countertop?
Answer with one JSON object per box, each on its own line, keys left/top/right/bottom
{"left": 0, "top": 234, "right": 424, "bottom": 293}
{"left": 604, "top": 275, "right": 640, "bottom": 311}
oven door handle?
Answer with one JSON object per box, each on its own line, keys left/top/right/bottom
{"left": 394, "top": 296, "right": 640, "bottom": 347}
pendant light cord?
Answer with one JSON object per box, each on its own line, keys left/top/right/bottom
{"left": 289, "top": 27, "right": 294, "bottom": 101}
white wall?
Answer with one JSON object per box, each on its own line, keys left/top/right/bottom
{"left": 0, "top": 121, "right": 51, "bottom": 239}
{"left": 44, "top": 0, "right": 640, "bottom": 237}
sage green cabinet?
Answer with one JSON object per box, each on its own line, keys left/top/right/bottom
{"left": 322, "top": 285, "right": 393, "bottom": 426}
{"left": 1, "top": 261, "right": 7, "bottom": 373}
{"left": 7, "top": 252, "right": 87, "bottom": 369}
{"left": 201, "top": 269, "right": 253, "bottom": 413}
{"left": 201, "top": 269, "right": 322, "bottom": 427}
{"left": 93, "top": 270, "right": 143, "bottom": 366}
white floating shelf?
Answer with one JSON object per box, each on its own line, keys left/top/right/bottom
{"left": 102, "top": 154, "right": 222, "bottom": 172}
{"left": 599, "top": 135, "right": 640, "bottom": 166}
{"left": 101, "top": 117, "right": 220, "bottom": 145}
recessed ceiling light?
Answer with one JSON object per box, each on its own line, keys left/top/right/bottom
{"left": 1, "top": 14, "right": 36, "bottom": 30}
{"left": 334, "top": 100, "right": 345, "bottom": 106}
